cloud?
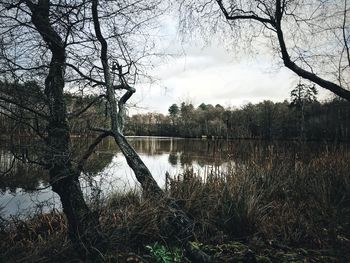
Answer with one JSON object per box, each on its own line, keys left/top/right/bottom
{"left": 128, "top": 13, "right": 332, "bottom": 114}
{"left": 131, "top": 45, "right": 300, "bottom": 113}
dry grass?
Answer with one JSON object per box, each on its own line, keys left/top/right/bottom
{"left": 0, "top": 211, "right": 73, "bottom": 263}
{"left": 1, "top": 146, "right": 349, "bottom": 262}
{"left": 167, "top": 149, "right": 350, "bottom": 248}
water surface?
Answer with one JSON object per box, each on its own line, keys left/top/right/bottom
{"left": 0, "top": 136, "right": 341, "bottom": 216}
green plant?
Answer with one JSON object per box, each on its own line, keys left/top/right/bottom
{"left": 146, "top": 242, "right": 182, "bottom": 263}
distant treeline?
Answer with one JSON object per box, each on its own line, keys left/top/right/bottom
{"left": 125, "top": 99, "right": 350, "bottom": 141}
{"left": 0, "top": 81, "right": 109, "bottom": 136}
{"left": 1, "top": 81, "right": 350, "bottom": 141}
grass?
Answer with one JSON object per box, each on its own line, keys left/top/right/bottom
{"left": 0, "top": 145, "right": 349, "bottom": 262}
{"left": 168, "top": 146, "right": 350, "bottom": 247}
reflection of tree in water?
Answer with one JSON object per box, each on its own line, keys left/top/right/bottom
{"left": 0, "top": 138, "right": 117, "bottom": 194}
{"left": 176, "top": 140, "right": 228, "bottom": 167}
{"left": 72, "top": 136, "right": 118, "bottom": 155}
{"left": 0, "top": 162, "right": 48, "bottom": 194}
{"left": 95, "top": 138, "right": 345, "bottom": 171}
{"left": 123, "top": 138, "right": 233, "bottom": 165}
{"left": 168, "top": 139, "right": 332, "bottom": 169}
{"left": 78, "top": 138, "right": 116, "bottom": 178}
{"left": 129, "top": 137, "right": 174, "bottom": 155}
{"left": 84, "top": 152, "right": 114, "bottom": 175}
{"left": 0, "top": 137, "right": 336, "bottom": 194}
{"left": 0, "top": 144, "right": 49, "bottom": 194}
{"left": 179, "top": 153, "right": 193, "bottom": 166}
{"left": 196, "top": 157, "right": 208, "bottom": 167}
{"left": 168, "top": 152, "right": 178, "bottom": 166}
{"left": 119, "top": 137, "right": 232, "bottom": 167}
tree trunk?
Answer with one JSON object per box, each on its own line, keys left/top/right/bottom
{"left": 27, "top": 1, "right": 105, "bottom": 259}
{"left": 113, "top": 134, "right": 214, "bottom": 261}
{"left": 113, "top": 132, "right": 163, "bottom": 196}
{"left": 90, "top": 1, "right": 212, "bottom": 260}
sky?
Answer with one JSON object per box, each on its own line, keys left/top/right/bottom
{"left": 128, "top": 13, "right": 332, "bottom": 115}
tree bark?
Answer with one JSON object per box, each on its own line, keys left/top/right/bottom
{"left": 90, "top": 1, "right": 212, "bottom": 260}
{"left": 113, "top": 132, "right": 163, "bottom": 196}
{"left": 26, "top": 0, "right": 105, "bottom": 259}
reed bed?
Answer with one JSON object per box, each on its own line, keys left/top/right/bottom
{"left": 1, "top": 145, "right": 349, "bottom": 262}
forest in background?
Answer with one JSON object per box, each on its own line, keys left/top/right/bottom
{"left": 126, "top": 98, "right": 350, "bottom": 141}
{"left": 0, "top": 0, "right": 349, "bottom": 261}
{"left": 2, "top": 81, "right": 350, "bottom": 141}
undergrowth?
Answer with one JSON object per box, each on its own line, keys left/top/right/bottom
{"left": 0, "top": 146, "right": 349, "bottom": 262}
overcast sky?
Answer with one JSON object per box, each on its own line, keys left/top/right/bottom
{"left": 129, "top": 14, "right": 332, "bottom": 115}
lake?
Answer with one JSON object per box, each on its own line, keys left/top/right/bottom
{"left": 0, "top": 136, "right": 344, "bottom": 217}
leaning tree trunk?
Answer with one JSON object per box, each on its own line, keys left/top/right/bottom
{"left": 27, "top": 1, "right": 105, "bottom": 259}
{"left": 91, "top": 1, "right": 213, "bottom": 261}
{"left": 113, "top": 132, "right": 163, "bottom": 196}
{"left": 113, "top": 133, "right": 213, "bottom": 262}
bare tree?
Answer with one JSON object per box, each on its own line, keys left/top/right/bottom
{"left": 0, "top": 1, "right": 212, "bottom": 261}
{"left": 89, "top": 0, "right": 164, "bottom": 196}
{"left": 77, "top": 1, "right": 213, "bottom": 260}
{"left": 0, "top": 0, "right": 140, "bottom": 259}
{"left": 179, "top": 0, "right": 350, "bottom": 101}
{"left": 0, "top": 1, "right": 114, "bottom": 260}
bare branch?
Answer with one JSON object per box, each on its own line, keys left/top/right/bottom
{"left": 68, "top": 94, "right": 106, "bottom": 118}
{"left": 66, "top": 62, "right": 105, "bottom": 86}
{"left": 0, "top": 94, "right": 48, "bottom": 119}
{"left": 213, "top": 0, "right": 350, "bottom": 101}
{"left": 342, "top": 0, "right": 350, "bottom": 69}
{"left": 216, "top": 0, "right": 273, "bottom": 25}
{"left": 77, "top": 131, "right": 113, "bottom": 172}
{"left": 275, "top": 21, "right": 350, "bottom": 100}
